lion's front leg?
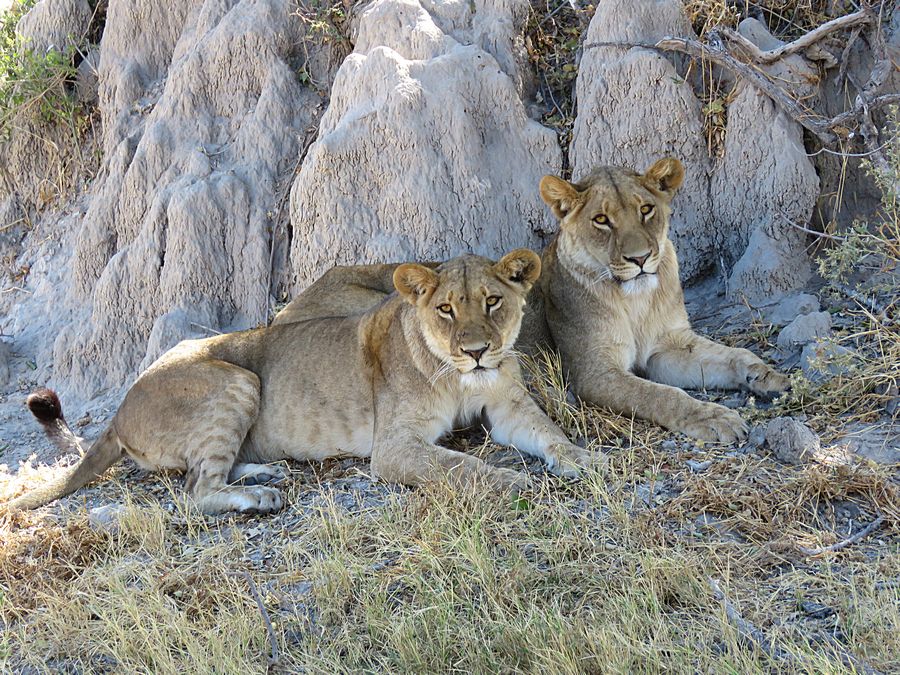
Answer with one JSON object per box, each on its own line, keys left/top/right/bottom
{"left": 485, "top": 381, "right": 602, "bottom": 477}
{"left": 644, "top": 330, "right": 789, "bottom": 398}
{"left": 370, "top": 429, "right": 529, "bottom": 494}
{"left": 573, "top": 367, "right": 748, "bottom": 444}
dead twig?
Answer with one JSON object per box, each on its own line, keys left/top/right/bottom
{"left": 232, "top": 569, "right": 281, "bottom": 668}
{"left": 779, "top": 210, "right": 845, "bottom": 241}
{"left": 827, "top": 94, "right": 900, "bottom": 131}
{"left": 798, "top": 515, "right": 885, "bottom": 556}
{"left": 707, "top": 577, "right": 796, "bottom": 664}
{"left": 189, "top": 322, "right": 223, "bottom": 336}
{"left": 834, "top": 24, "right": 864, "bottom": 87}
{"left": 716, "top": 8, "right": 871, "bottom": 64}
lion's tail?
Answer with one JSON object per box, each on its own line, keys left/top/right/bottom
{"left": 4, "top": 389, "right": 124, "bottom": 512}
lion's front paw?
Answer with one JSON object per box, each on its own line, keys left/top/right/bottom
{"left": 489, "top": 467, "right": 531, "bottom": 494}
{"left": 546, "top": 443, "right": 607, "bottom": 478}
{"left": 677, "top": 402, "right": 748, "bottom": 444}
{"left": 744, "top": 363, "right": 790, "bottom": 399}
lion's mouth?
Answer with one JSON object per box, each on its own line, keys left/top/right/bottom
{"left": 616, "top": 270, "right": 656, "bottom": 282}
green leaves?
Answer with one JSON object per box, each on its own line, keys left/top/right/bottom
{"left": 0, "top": 0, "right": 84, "bottom": 138}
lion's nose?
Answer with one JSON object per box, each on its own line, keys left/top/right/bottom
{"left": 625, "top": 252, "right": 650, "bottom": 268}
{"left": 462, "top": 345, "right": 488, "bottom": 362}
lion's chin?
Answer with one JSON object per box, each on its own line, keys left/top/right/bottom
{"left": 619, "top": 273, "right": 659, "bottom": 295}
{"left": 459, "top": 368, "right": 500, "bottom": 390}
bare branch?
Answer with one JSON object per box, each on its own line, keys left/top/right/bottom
{"left": 232, "top": 570, "right": 281, "bottom": 668}
{"left": 717, "top": 9, "right": 872, "bottom": 64}
{"left": 798, "top": 515, "right": 886, "bottom": 556}
{"left": 779, "top": 210, "right": 846, "bottom": 241}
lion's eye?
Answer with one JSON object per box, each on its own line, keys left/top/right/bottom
{"left": 640, "top": 204, "right": 654, "bottom": 216}
{"left": 437, "top": 303, "right": 453, "bottom": 315}
{"left": 592, "top": 214, "right": 609, "bottom": 226}
{"left": 486, "top": 296, "right": 501, "bottom": 309}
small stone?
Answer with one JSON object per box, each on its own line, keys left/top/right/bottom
{"left": 887, "top": 397, "right": 900, "bottom": 417}
{"left": 841, "top": 423, "right": 900, "bottom": 466}
{"left": 765, "top": 417, "right": 821, "bottom": 465}
{"left": 88, "top": 503, "right": 126, "bottom": 533}
{"left": 686, "top": 459, "right": 712, "bottom": 473}
{"left": 800, "top": 340, "right": 857, "bottom": 383}
{"left": 661, "top": 439, "right": 677, "bottom": 452}
{"left": 747, "top": 425, "right": 768, "bottom": 449}
{"left": 0, "top": 340, "right": 10, "bottom": 387}
{"left": 766, "top": 293, "right": 820, "bottom": 326}
{"left": 800, "top": 601, "right": 835, "bottom": 619}
{"left": 777, "top": 311, "right": 832, "bottom": 353}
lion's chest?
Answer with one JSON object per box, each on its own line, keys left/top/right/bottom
{"left": 604, "top": 292, "right": 668, "bottom": 373}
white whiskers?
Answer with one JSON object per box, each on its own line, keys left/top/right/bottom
{"left": 428, "top": 359, "right": 457, "bottom": 387}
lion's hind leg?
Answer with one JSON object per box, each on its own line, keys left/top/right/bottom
{"left": 172, "top": 365, "right": 284, "bottom": 515}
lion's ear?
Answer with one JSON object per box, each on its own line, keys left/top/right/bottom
{"left": 539, "top": 175, "right": 583, "bottom": 219}
{"left": 642, "top": 157, "right": 684, "bottom": 198}
{"left": 393, "top": 263, "right": 439, "bottom": 304}
{"left": 494, "top": 248, "right": 542, "bottom": 292}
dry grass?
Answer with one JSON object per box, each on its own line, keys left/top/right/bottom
{"left": 1, "top": 339, "right": 896, "bottom": 672}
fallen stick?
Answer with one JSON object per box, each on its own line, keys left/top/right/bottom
{"left": 707, "top": 577, "right": 795, "bottom": 663}
{"left": 798, "top": 515, "right": 885, "bottom": 556}
{"left": 826, "top": 93, "right": 900, "bottom": 131}
{"left": 233, "top": 570, "right": 281, "bottom": 668}
{"left": 716, "top": 9, "right": 872, "bottom": 64}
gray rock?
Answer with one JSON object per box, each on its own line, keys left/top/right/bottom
{"left": 766, "top": 293, "right": 820, "bottom": 326}
{"left": 16, "top": 0, "right": 92, "bottom": 54}
{"left": 75, "top": 47, "right": 100, "bottom": 105}
{"left": 887, "top": 397, "right": 900, "bottom": 417}
{"left": 685, "top": 459, "right": 712, "bottom": 473}
{"left": 800, "top": 340, "right": 856, "bottom": 382}
{"left": 87, "top": 503, "right": 126, "bottom": 533}
{"left": 287, "top": 0, "right": 559, "bottom": 291}
{"left": 747, "top": 424, "right": 768, "bottom": 449}
{"left": 777, "top": 311, "right": 832, "bottom": 353}
{"left": 840, "top": 423, "right": 900, "bottom": 465}
{"left": 0, "top": 341, "right": 10, "bottom": 387}
{"left": 766, "top": 417, "right": 821, "bottom": 465}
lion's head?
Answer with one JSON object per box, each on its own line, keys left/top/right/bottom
{"left": 393, "top": 250, "right": 541, "bottom": 376}
{"left": 539, "top": 157, "right": 684, "bottom": 293}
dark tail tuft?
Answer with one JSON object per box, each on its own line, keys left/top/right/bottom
{"left": 27, "top": 388, "right": 65, "bottom": 425}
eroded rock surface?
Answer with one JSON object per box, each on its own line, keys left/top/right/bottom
{"left": 287, "top": 0, "right": 559, "bottom": 290}
{"left": 46, "top": 0, "right": 319, "bottom": 396}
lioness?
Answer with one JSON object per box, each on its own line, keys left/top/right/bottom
{"left": 275, "top": 158, "right": 789, "bottom": 442}
{"left": 6, "top": 251, "right": 596, "bottom": 515}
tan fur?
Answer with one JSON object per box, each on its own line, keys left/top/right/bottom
{"left": 6, "top": 252, "right": 596, "bottom": 515}
{"left": 275, "top": 158, "right": 789, "bottom": 442}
